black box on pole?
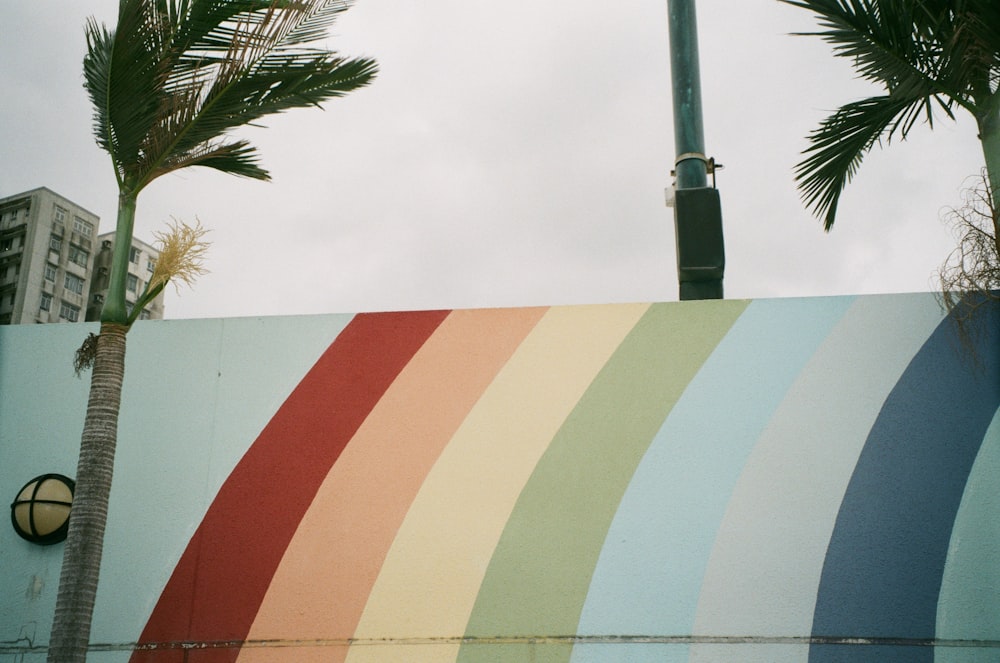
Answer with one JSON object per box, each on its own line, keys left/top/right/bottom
{"left": 674, "top": 186, "right": 725, "bottom": 283}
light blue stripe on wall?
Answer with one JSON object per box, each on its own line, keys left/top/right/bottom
{"left": 689, "top": 294, "right": 945, "bottom": 663}
{"left": 85, "top": 314, "right": 354, "bottom": 647}
{"left": 0, "top": 321, "right": 98, "bottom": 650}
{"left": 571, "top": 296, "right": 854, "bottom": 663}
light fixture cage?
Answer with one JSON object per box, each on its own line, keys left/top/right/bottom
{"left": 10, "top": 473, "right": 75, "bottom": 545}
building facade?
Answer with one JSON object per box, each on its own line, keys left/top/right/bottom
{"left": 0, "top": 188, "right": 99, "bottom": 325}
{"left": 0, "top": 187, "right": 164, "bottom": 325}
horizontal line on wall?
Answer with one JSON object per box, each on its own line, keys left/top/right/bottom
{"left": 5, "top": 635, "right": 1000, "bottom": 654}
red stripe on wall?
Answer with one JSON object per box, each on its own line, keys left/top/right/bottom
{"left": 129, "top": 310, "right": 450, "bottom": 663}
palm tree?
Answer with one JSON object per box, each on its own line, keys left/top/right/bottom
{"left": 48, "top": 1, "right": 377, "bottom": 660}
{"left": 781, "top": 0, "right": 1000, "bottom": 230}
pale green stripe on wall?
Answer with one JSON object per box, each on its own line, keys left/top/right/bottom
{"left": 571, "top": 296, "right": 856, "bottom": 663}
{"left": 458, "top": 299, "right": 748, "bottom": 663}
{"left": 689, "top": 293, "right": 946, "bottom": 663}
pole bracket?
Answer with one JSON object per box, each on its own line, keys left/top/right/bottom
{"left": 671, "top": 153, "right": 723, "bottom": 187}
{"left": 675, "top": 152, "right": 709, "bottom": 167}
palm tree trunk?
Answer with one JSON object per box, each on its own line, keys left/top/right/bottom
{"left": 102, "top": 195, "right": 137, "bottom": 325}
{"left": 48, "top": 323, "right": 128, "bottom": 663}
{"left": 979, "top": 95, "right": 1000, "bottom": 257}
{"left": 978, "top": 93, "right": 1000, "bottom": 189}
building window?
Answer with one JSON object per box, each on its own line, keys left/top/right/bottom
{"left": 140, "top": 309, "right": 151, "bottom": 320}
{"left": 59, "top": 302, "right": 80, "bottom": 322}
{"left": 0, "top": 238, "right": 12, "bottom": 252}
{"left": 50, "top": 236, "right": 63, "bottom": 252}
{"left": 40, "top": 293, "right": 52, "bottom": 311}
{"left": 73, "top": 216, "right": 92, "bottom": 236}
{"left": 147, "top": 258, "right": 155, "bottom": 273}
{"left": 54, "top": 206, "right": 67, "bottom": 223}
{"left": 69, "top": 245, "right": 89, "bottom": 267}
{"left": 44, "top": 264, "right": 57, "bottom": 282}
{"left": 129, "top": 246, "right": 141, "bottom": 264}
{"left": 126, "top": 273, "right": 139, "bottom": 293}
{"left": 64, "top": 273, "right": 84, "bottom": 295}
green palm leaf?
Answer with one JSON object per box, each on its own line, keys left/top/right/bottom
{"left": 84, "top": 0, "right": 378, "bottom": 196}
{"left": 53, "top": 5, "right": 377, "bottom": 661}
{"left": 797, "top": 93, "right": 939, "bottom": 230}
{"left": 81, "top": 0, "right": 377, "bottom": 325}
{"left": 782, "top": 0, "right": 1000, "bottom": 229}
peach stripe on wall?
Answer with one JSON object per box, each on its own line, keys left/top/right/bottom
{"left": 236, "top": 307, "right": 547, "bottom": 663}
{"left": 345, "top": 303, "right": 651, "bottom": 663}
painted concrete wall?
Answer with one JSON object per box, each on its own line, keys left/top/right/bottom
{"left": 1, "top": 293, "right": 998, "bottom": 662}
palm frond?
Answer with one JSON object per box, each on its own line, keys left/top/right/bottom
{"left": 84, "top": 6, "right": 172, "bottom": 188}
{"left": 172, "top": 54, "right": 377, "bottom": 149}
{"left": 82, "top": 20, "right": 115, "bottom": 155}
{"left": 283, "top": 0, "right": 355, "bottom": 46}
{"left": 84, "top": 0, "right": 378, "bottom": 195}
{"left": 795, "top": 94, "right": 929, "bottom": 230}
{"left": 154, "top": 139, "right": 270, "bottom": 181}
{"left": 781, "top": 0, "right": 966, "bottom": 104}
{"left": 938, "top": 0, "right": 1000, "bottom": 102}
{"left": 783, "top": 0, "right": 1000, "bottom": 228}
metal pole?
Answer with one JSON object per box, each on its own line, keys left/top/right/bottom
{"left": 668, "top": 0, "right": 708, "bottom": 190}
{"left": 667, "top": 0, "right": 724, "bottom": 300}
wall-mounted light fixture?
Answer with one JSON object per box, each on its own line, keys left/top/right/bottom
{"left": 10, "top": 474, "right": 75, "bottom": 545}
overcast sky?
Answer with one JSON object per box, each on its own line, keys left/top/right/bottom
{"left": 1, "top": 1, "right": 987, "bottom": 319}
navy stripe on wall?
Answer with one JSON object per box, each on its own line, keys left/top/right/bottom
{"left": 809, "top": 302, "right": 1000, "bottom": 663}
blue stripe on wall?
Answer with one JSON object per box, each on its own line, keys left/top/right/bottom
{"left": 571, "top": 296, "right": 854, "bottom": 663}
{"left": 689, "top": 294, "right": 943, "bottom": 663}
{"left": 809, "top": 302, "right": 1000, "bottom": 663}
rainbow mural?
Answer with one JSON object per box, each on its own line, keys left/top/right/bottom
{"left": 0, "top": 294, "right": 998, "bottom": 662}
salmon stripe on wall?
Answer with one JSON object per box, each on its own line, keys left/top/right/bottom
{"left": 130, "top": 310, "right": 450, "bottom": 663}
{"left": 457, "top": 300, "right": 748, "bottom": 663}
{"left": 122, "top": 297, "right": 1000, "bottom": 663}
{"left": 235, "top": 307, "right": 548, "bottom": 663}
{"left": 344, "top": 303, "right": 651, "bottom": 663}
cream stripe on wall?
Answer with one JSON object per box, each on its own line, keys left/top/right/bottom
{"left": 345, "top": 303, "right": 650, "bottom": 663}
{"left": 236, "top": 307, "right": 546, "bottom": 663}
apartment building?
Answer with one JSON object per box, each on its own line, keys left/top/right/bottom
{"left": 0, "top": 188, "right": 100, "bottom": 325}
{"left": 0, "top": 187, "right": 164, "bottom": 324}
